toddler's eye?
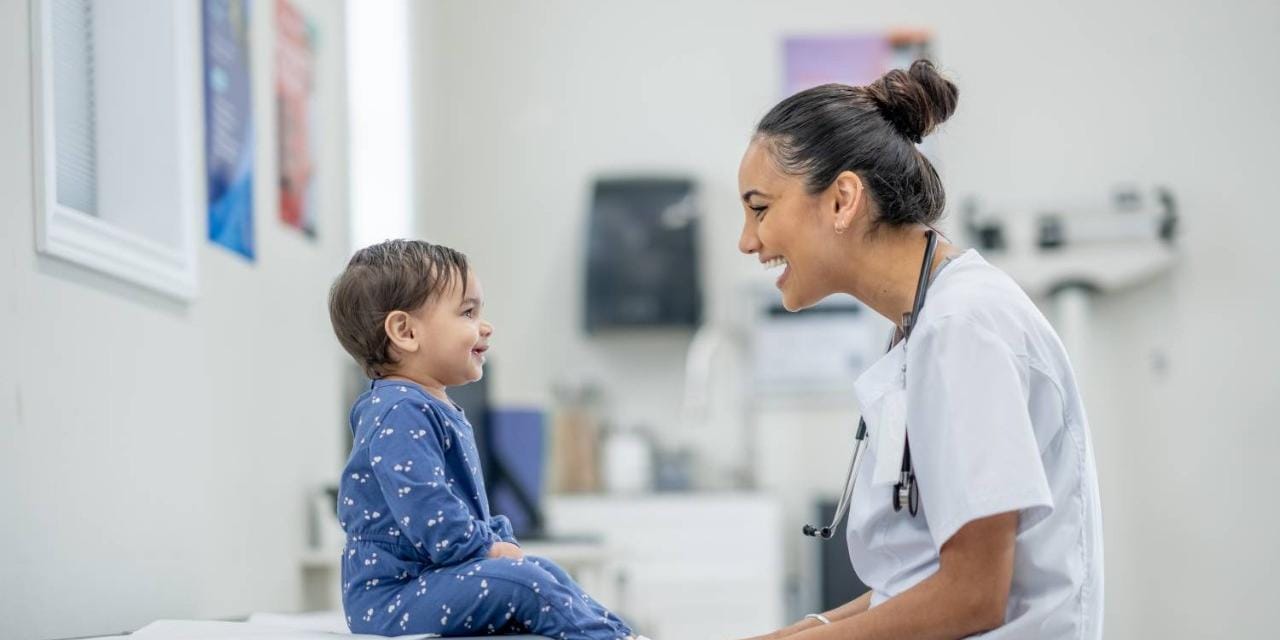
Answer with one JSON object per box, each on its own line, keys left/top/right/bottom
{"left": 462, "top": 309, "right": 475, "bottom": 318}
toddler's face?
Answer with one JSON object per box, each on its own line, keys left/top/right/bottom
{"left": 412, "top": 269, "right": 492, "bottom": 386}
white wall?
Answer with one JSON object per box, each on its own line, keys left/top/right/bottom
{"left": 411, "top": 1, "right": 1280, "bottom": 637}
{"left": 0, "top": 1, "right": 352, "bottom": 638}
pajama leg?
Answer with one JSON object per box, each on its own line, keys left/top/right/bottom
{"left": 363, "top": 557, "right": 632, "bottom": 639}
{"left": 471, "top": 556, "right": 632, "bottom": 639}
{"left": 526, "top": 555, "right": 632, "bottom": 635}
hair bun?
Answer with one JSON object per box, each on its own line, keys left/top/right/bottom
{"left": 866, "top": 59, "right": 958, "bottom": 143}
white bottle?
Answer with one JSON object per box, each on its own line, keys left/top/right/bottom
{"left": 603, "top": 427, "right": 653, "bottom": 494}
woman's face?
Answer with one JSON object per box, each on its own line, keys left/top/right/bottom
{"left": 737, "top": 139, "right": 844, "bottom": 311}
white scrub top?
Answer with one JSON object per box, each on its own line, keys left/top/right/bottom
{"left": 848, "top": 249, "right": 1104, "bottom": 639}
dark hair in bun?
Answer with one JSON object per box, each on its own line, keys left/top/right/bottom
{"left": 754, "top": 59, "right": 959, "bottom": 228}
{"left": 865, "top": 60, "right": 958, "bottom": 144}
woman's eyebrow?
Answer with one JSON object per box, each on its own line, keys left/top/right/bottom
{"left": 741, "top": 189, "right": 772, "bottom": 202}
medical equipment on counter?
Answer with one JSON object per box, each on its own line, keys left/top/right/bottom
{"left": 804, "top": 229, "right": 940, "bottom": 538}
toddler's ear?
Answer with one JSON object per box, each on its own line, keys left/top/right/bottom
{"left": 384, "top": 310, "right": 421, "bottom": 354}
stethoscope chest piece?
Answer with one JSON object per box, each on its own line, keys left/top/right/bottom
{"left": 893, "top": 469, "right": 919, "bottom": 516}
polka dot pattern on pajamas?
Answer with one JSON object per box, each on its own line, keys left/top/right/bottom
{"left": 338, "top": 379, "right": 633, "bottom": 639}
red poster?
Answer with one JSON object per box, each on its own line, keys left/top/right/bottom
{"left": 275, "top": 0, "right": 317, "bottom": 236}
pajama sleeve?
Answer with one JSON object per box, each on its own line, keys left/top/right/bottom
{"left": 488, "top": 514, "right": 518, "bottom": 545}
{"left": 368, "top": 400, "right": 498, "bottom": 565}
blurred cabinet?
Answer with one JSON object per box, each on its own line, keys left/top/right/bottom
{"left": 545, "top": 493, "right": 785, "bottom": 640}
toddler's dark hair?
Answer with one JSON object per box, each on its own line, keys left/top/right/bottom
{"left": 328, "top": 239, "right": 469, "bottom": 378}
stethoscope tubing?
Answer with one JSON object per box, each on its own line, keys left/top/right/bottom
{"left": 803, "top": 229, "right": 938, "bottom": 538}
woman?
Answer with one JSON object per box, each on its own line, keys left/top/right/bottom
{"left": 736, "top": 61, "right": 1103, "bottom": 639}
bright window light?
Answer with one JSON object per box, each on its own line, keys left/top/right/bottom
{"left": 346, "top": 0, "right": 413, "bottom": 253}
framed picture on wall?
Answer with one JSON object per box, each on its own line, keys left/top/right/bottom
{"left": 204, "top": 0, "right": 256, "bottom": 259}
{"left": 275, "top": 0, "right": 319, "bottom": 238}
{"left": 782, "top": 29, "right": 933, "bottom": 97}
{"left": 30, "top": 0, "right": 201, "bottom": 299}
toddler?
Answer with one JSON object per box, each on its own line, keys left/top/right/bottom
{"left": 329, "top": 240, "right": 641, "bottom": 639}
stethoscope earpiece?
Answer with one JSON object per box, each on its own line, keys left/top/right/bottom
{"left": 802, "top": 524, "right": 834, "bottom": 539}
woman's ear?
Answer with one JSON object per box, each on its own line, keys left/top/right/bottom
{"left": 832, "top": 171, "right": 865, "bottom": 234}
{"left": 384, "top": 310, "right": 420, "bottom": 355}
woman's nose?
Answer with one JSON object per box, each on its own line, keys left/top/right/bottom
{"left": 739, "top": 223, "right": 761, "bottom": 255}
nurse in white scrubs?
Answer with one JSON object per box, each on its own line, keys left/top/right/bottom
{"left": 736, "top": 60, "right": 1104, "bottom": 639}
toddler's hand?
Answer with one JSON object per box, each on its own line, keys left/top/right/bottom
{"left": 487, "top": 541, "right": 524, "bottom": 560}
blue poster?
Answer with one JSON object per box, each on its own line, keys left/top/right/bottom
{"left": 203, "top": 0, "right": 255, "bottom": 260}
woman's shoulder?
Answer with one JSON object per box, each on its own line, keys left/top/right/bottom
{"left": 931, "top": 250, "right": 1029, "bottom": 308}
{"left": 918, "top": 251, "right": 1057, "bottom": 357}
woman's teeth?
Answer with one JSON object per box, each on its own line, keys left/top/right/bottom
{"left": 764, "top": 256, "right": 788, "bottom": 271}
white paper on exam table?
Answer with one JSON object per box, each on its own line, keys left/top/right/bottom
{"left": 244, "top": 613, "right": 546, "bottom": 639}
{"left": 133, "top": 619, "right": 546, "bottom": 640}
{"left": 246, "top": 612, "right": 349, "bottom": 633}
{"left": 131, "top": 619, "right": 438, "bottom": 640}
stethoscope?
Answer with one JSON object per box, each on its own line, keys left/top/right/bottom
{"left": 803, "top": 229, "right": 940, "bottom": 539}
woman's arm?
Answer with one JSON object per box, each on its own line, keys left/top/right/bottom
{"left": 784, "top": 511, "right": 1018, "bottom": 640}
{"left": 747, "top": 591, "right": 873, "bottom": 640}
{"left": 821, "top": 590, "right": 874, "bottom": 624}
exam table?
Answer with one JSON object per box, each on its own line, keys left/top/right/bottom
{"left": 70, "top": 613, "right": 547, "bottom": 640}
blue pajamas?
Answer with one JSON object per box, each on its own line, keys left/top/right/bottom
{"left": 337, "top": 379, "right": 633, "bottom": 639}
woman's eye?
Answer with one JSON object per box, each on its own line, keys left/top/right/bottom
{"left": 750, "top": 205, "right": 768, "bottom": 219}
